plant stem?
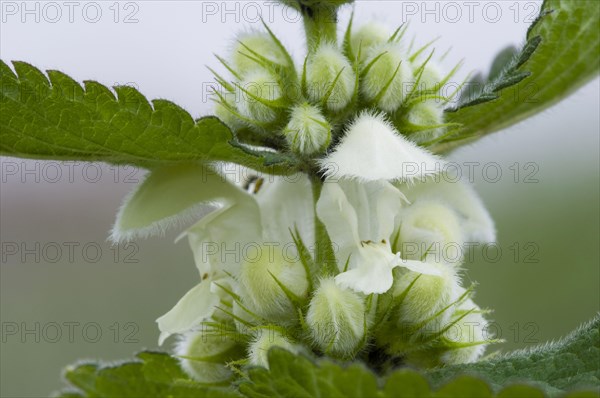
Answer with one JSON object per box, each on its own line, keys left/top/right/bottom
{"left": 309, "top": 174, "right": 338, "bottom": 275}
{"left": 301, "top": 3, "right": 339, "bottom": 52}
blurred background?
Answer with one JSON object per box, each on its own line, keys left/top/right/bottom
{"left": 1, "top": 1, "right": 598, "bottom": 396}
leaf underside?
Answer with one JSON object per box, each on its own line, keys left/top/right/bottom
{"left": 434, "top": 0, "right": 600, "bottom": 153}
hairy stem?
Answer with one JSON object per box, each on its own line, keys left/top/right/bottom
{"left": 301, "top": 3, "right": 339, "bottom": 52}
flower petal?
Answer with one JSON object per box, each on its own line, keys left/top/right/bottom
{"left": 185, "top": 196, "right": 261, "bottom": 277}
{"left": 399, "top": 178, "right": 496, "bottom": 243}
{"left": 156, "top": 281, "right": 219, "bottom": 345}
{"left": 334, "top": 244, "right": 399, "bottom": 294}
{"left": 256, "top": 174, "right": 315, "bottom": 247}
{"left": 398, "top": 258, "right": 444, "bottom": 276}
{"left": 319, "top": 112, "right": 443, "bottom": 181}
{"left": 316, "top": 182, "right": 362, "bottom": 271}
{"left": 112, "top": 163, "right": 243, "bottom": 242}
{"left": 337, "top": 179, "right": 406, "bottom": 240}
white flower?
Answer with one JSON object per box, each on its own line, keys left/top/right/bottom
{"left": 395, "top": 200, "right": 465, "bottom": 264}
{"left": 397, "top": 177, "right": 496, "bottom": 244}
{"left": 316, "top": 179, "right": 442, "bottom": 294}
{"left": 110, "top": 163, "right": 314, "bottom": 344}
{"left": 319, "top": 112, "right": 443, "bottom": 182}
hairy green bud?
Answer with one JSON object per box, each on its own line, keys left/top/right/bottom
{"left": 392, "top": 263, "right": 460, "bottom": 328}
{"left": 214, "top": 97, "right": 245, "bottom": 131}
{"left": 350, "top": 23, "right": 390, "bottom": 62}
{"left": 417, "top": 62, "right": 443, "bottom": 93}
{"left": 306, "top": 43, "right": 356, "bottom": 111}
{"left": 306, "top": 278, "right": 366, "bottom": 357}
{"left": 283, "top": 103, "right": 332, "bottom": 155}
{"left": 237, "top": 70, "right": 283, "bottom": 124}
{"left": 176, "top": 330, "right": 243, "bottom": 383}
{"left": 247, "top": 328, "right": 302, "bottom": 368}
{"left": 237, "top": 244, "right": 308, "bottom": 324}
{"left": 407, "top": 101, "right": 444, "bottom": 126}
{"left": 441, "top": 300, "right": 490, "bottom": 364}
{"left": 362, "top": 43, "right": 414, "bottom": 112}
{"left": 232, "top": 31, "right": 291, "bottom": 74}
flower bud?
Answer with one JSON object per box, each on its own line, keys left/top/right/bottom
{"left": 210, "top": 278, "right": 237, "bottom": 325}
{"left": 232, "top": 32, "right": 291, "bottom": 74}
{"left": 396, "top": 200, "right": 464, "bottom": 265}
{"left": 176, "top": 330, "right": 244, "bottom": 383}
{"left": 440, "top": 300, "right": 490, "bottom": 364}
{"left": 350, "top": 23, "right": 390, "bottom": 62}
{"left": 237, "top": 70, "right": 283, "bottom": 124}
{"left": 361, "top": 43, "right": 414, "bottom": 112}
{"left": 214, "top": 96, "right": 245, "bottom": 131}
{"left": 306, "top": 43, "right": 356, "bottom": 111}
{"left": 237, "top": 244, "right": 309, "bottom": 324}
{"left": 407, "top": 101, "right": 444, "bottom": 126}
{"left": 230, "top": 285, "right": 265, "bottom": 334}
{"left": 247, "top": 328, "right": 301, "bottom": 368}
{"left": 306, "top": 278, "right": 366, "bottom": 357}
{"left": 417, "top": 63, "right": 443, "bottom": 93}
{"left": 392, "top": 262, "right": 460, "bottom": 329}
{"left": 283, "top": 103, "right": 331, "bottom": 155}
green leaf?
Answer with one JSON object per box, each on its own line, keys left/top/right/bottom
{"left": 239, "top": 349, "right": 380, "bottom": 398}
{"left": 426, "top": 314, "right": 600, "bottom": 397}
{"left": 59, "top": 351, "right": 242, "bottom": 398}
{"left": 238, "top": 348, "right": 550, "bottom": 398}
{"left": 0, "top": 61, "right": 292, "bottom": 174}
{"left": 433, "top": 0, "right": 600, "bottom": 152}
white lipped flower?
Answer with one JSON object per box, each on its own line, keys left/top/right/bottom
{"left": 319, "top": 112, "right": 444, "bottom": 182}
{"left": 110, "top": 163, "right": 314, "bottom": 344}
{"left": 395, "top": 200, "right": 465, "bottom": 264}
{"left": 397, "top": 177, "right": 496, "bottom": 245}
{"left": 316, "top": 178, "right": 444, "bottom": 294}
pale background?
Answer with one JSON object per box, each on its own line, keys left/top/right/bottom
{"left": 1, "top": 1, "right": 599, "bottom": 396}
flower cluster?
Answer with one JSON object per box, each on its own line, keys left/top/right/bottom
{"left": 110, "top": 17, "right": 497, "bottom": 383}
{"left": 211, "top": 19, "right": 459, "bottom": 160}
